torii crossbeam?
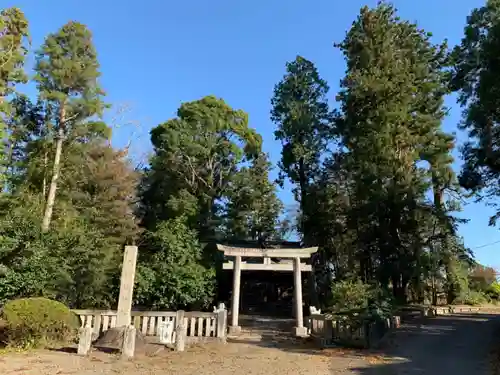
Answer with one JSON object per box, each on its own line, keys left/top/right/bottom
{"left": 217, "top": 244, "right": 318, "bottom": 337}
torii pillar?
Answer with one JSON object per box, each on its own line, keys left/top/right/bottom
{"left": 217, "top": 244, "right": 317, "bottom": 337}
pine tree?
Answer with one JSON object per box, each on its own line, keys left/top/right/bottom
{"left": 335, "top": 2, "right": 453, "bottom": 302}
{"left": 61, "top": 141, "right": 140, "bottom": 245}
{"left": 451, "top": 0, "right": 500, "bottom": 225}
{"left": 270, "top": 56, "right": 333, "bottom": 245}
{"left": 34, "top": 21, "right": 107, "bottom": 232}
{"left": 0, "top": 7, "right": 29, "bottom": 186}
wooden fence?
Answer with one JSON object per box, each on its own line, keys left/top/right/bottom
{"left": 72, "top": 306, "right": 228, "bottom": 345}
{"left": 308, "top": 313, "right": 400, "bottom": 349}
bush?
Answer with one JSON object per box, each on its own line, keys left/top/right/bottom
{"left": 327, "top": 280, "right": 396, "bottom": 329}
{"left": 365, "top": 287, "right": 395, "bottom": 322}
{"left": 328, "top": 280, "right": 372, "bottom": 312}
{"left": 1, "top": 297, "right": 80, "bottom": 348}
{"left": 134, "top": 218, "right": 215, "bottom": 310}
{"left": 486, "top": 282, "right": 500, "bottom": 300}
{"left": 453, "top": 290, "right": 488, "bottom": 306}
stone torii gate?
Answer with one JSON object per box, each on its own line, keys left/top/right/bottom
{"left": 217, "top": 244, "right": 318, "bottom": 337}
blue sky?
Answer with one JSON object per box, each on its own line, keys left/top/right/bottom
{"left": 6, "top": 0, "right": 499, "bottom": 268}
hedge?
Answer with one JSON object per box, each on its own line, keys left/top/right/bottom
{"left": 1, "top": 297, "right": 80, "bottom": 348}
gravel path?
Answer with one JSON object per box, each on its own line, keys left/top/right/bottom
{"left": 352, "top": 313, "right": 500, "bottom": 375}
{"left": 0, "top": 313, "right": 497, "bottom": 375}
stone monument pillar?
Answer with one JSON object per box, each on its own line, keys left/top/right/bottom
{"left": 116, "top": 245, "right": 138, "bottom": 327}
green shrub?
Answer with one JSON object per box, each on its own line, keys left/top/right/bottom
{"left": 486, "top": 282, "right": 500, "bottom": 300}
{"left": 328, "top": 280, "right": 372, "bottom": 312}
{"left": 135, "top": 218, "right": 215, "bottom": 310}
{"left": 327, "top": 281, "right": 395, "bottom": 331}
{"left": 1, "top": 297, "right": 80, "bottom": 348}
{"left": 365, "top": 287, "right": 395, "bottom": 321}
{"left": 453, "top": 290, "right": 488, "bottom": 306}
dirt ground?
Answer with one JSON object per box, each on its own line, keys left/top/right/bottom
{"left": 0, "top": 313, "right": 499, "bottom": 375}
{"left": 0, "top": 341, "right": 376, "bottom": 375}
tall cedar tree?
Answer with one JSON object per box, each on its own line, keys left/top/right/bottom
{"left": 34, "top": 21, "right": 107, "bottom": 232}
{"left": 0, "top": 8, "right": 29, "bottom": 187}
{"left": 270, "top": 56, "right": 332, "bottom": 245}
{"left": 451, "top": 0, "right": 500, "bottom": 226}
{"left": 60, "top": 142, "right": 140, "bottom": 245}
{"left": 141, "top": 95, "right": 262, "bottom": 242}
{"left": 224, "top": 152, "right": 283, "bottom": 242}
{"left": 335, "top": 3, "right": 453, "bottom": 302}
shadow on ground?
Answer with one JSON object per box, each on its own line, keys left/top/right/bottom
{"left": 230, "top": 313, "right": 500, "bottom": 374}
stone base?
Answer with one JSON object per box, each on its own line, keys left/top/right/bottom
{"left": 77, "top": 327, "right": 92, "bottom": 356}
{"left": 293, "top": 326, "right": 308, "bottom": 337}
{"left": 228, "top": 325, "right": 241, "bottom": 335}
{"left": 94, "top": 327, "right": 146, "bottom": 354}
{"left": 121, "top": 326, "right": 136, "bottom": 358}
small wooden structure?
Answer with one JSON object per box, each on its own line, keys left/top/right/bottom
{"left": 217, "top": 244, "right": 317, "bottom": 337}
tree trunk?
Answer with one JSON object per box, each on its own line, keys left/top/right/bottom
{"left": 432, "top": 168, "right": 443, "bottom": 214}
{"left": 42, "top": 149, "right": 48, "bottom": 198}
{"left": 431, "top": 276, "right": 438, "bottom": 306}
{"left": 392, "top": 273, "right": 408, "bottom": 305}
{"left": 297, "top": 157, "right": 319, "bottom": 308}
{"left": 41, "top": 104, "right": 65, "bottom": 232}
{"left": 298, "top": 157, "right": 308, "bottom": 243}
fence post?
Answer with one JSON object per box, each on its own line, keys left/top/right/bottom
{"left": 216, "top": 302, "right": 227, "bottom": 342}
{"left": 175, "top": 310, "right": 186, "bottom": 352}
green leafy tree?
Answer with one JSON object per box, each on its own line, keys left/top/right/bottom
{"left": 270, "top": 56, "right": 333, "bottom": 244}
{"left": 34, "top": 21, "right": 108, "bottom": 232}
{"left": 224, "top": 152, "right": 283, "bottom": 242}
{"left": 2, "top": 96, "right": 47, "bottom": 191}
{"left": 141, "top": 95, "right": 262, "bottom": 241}
{"left": 134, "top": 218, "right": 215, "bottom": 310}
{"left": 0, "top": 191, "right": 124, "bottom": 308}
{"left": 469, "top": 263, "right": 497, "bottom": 292}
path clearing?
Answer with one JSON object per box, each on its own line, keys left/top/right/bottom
{"left": 0, "top": 313, "right": 497, "bottom": 374}
{"left": 352, "top": 313, "right": 500, "bottom": 375}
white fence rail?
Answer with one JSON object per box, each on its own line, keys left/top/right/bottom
{"left": 72, "top": 303, "right": 227, "bottom": 344}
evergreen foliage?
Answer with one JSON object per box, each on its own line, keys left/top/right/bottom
{"left": 0, "top": 2, "right": 497, "bottom": 315}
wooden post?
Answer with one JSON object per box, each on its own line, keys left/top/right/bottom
{"left": 229, "top": 256, "right": 241, "bottom": 334}
{"left": 175, "top": 310, "right": 186, "bottom": 352}
{"left": 77, "top": 327, "right": 92, "bottom": 356}
{"left": 116, "top": 245, "right": 138, "bottom": 327}
{"left": 216, "top": 303, "right": 227, "bottom": 342}
{"left": 293, "top": 257, "right": 307, "bottom": 337}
